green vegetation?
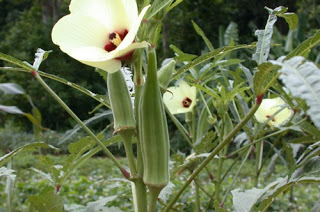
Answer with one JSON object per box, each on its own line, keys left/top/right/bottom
{"left": 0, "top": 152, "right": 319, "bottom": 211}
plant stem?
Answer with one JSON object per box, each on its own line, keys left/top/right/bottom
{"left": 220, "top": 146, "right": 252, "bottom": 206}
{"left": 133, "top": 50, "right": 148, "bottom": 212}
{"left": 119, "top": 130, "right": 137, "bottom": 176}
{"left": 32, "top": 71, "right": 126, "bottom": 176}
{"left": 194, "top": 179, "right": 201, "bottom": 212}
{"left": 254, "top": 140, "right": 263, "bottom": 187}
{"left": 149, "top": 186, "right": 162, "bottom": 212}
{"left": 163, "top": 103, "right": 260, "bottom": 212}
{"left": 165, "top": 105, "right": 194, "bottom": 148}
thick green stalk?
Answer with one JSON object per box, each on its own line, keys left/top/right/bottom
{"left": 133, "top": 50, "right": 148, "bottom": 212}
{"left": 163, "top": 103, "right": 260, "bottom": 212}
{"left": 32, "top": 71, "right": 128, "bottom": 177}
{"left": 194, "top": 179, "right": 201, "bottom": 212}
{"left": 119, "top": 130, "right": 137, "bottom": 177}
{"left": 149, "top": 187, "right": 162, "bottom": 212}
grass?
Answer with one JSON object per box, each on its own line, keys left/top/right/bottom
{"left": 0, "top": 152, "right": 319, "bottom": 211}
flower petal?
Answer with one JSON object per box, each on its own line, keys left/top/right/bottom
{"left": 82, "top": 59, "right": 121, "bottom": 73}
{"left": 67, "top": 46, "right": 121, "bottom": 73}
{"left": 254, "top": 97, "right": 293, "bottom": 127}
{"left": 52, "top": 14, "right": 108, "bottom": 52}
{"left": 104, "top": 42, "right": 149, "bottom": 60}
{"left": 163, "top": 88, "right": 183, "bottom": 114}
{"left": 163, "top": 81, "right": 197, "bottom": 115}
{"left": 118, "top": 5, "right": 150, "bottom": 50}
{"left": 69, "top": 0, "right": 137, "bottom": 31}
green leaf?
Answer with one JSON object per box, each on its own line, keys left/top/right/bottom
{"left": 170, "top": 44, "right": 197, "bottom": 63}
{"left": 278, "top": 13, "right": 298, "bottom": 30}
{"left": 0, "top": 105, "right": 24, "bottom": 115}
{"left": 224, "top": 22, "right": 239, "bottom": 45}
{"left": 0, "top": 143, "right": 58, "bottom": 167}
{"left": 194, "top": 130, "right": 216, "bottom": 154}
{"left": 232, "top": 187, "right": 265, "bottom": 212}
{"left": 28, "top": 186, "right": 64, "bottom": 212}
{"left": 33, "top": 48, "right": 52, "bottom": 70}
{"left": 192, "top": 20, "right": 214, "bottom": 51}
{"left": 1, "top": 67, "right": 111, "bottom": 108}
{"left": 167, "top": 0, "right": 183, "bottom": 12}
{"left": 274, "top": 56, "right": 320, "bottom": 129}
{"left": 145, "top": 0, "right": 173, "bottom": 20}
{"left": 0, "top": 51, "right": 33, "bottom": 71}
{"left": 252, "top": 13, "right": 277, "bottom": 65}
{"left": 271, "top": 6, "right": 298, "bottom": 30}
{"left": 59, "top": 110, "right": 112, "bottom": 145}
{"left": 192, "top": 84, "right": 221, "bottom": 100}
{"left": 172, "top": 44, "right": 255, "bottom": 80}
{"left": 286, "top": 30, "right": 320, "bottom": 59}
{"left": 253, "top": 62, "right": 281, "bottom": 95}
{"left": 0, "top": 83, "right": 25, "bottom": 94}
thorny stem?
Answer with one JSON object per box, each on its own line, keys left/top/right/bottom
{"left": 163, "top": 103, "right": 260, "bottom": 212}
{"left": 32, "top": 71, "right": 128, "bottom": 177}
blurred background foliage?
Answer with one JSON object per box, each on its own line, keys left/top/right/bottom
{"left": 0, "top": 0, "right": 319, "bottom": 147}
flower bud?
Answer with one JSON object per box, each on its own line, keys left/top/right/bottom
{"left": 157, "top": 59, "right": 176, "bottom": 92}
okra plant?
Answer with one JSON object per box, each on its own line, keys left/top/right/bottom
{"left": 1, "top": 0, "right": 320, "bottom": 211}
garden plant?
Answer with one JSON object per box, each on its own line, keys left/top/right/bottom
{"left": 0, "top": 0, "right": 320, "bottom": 211}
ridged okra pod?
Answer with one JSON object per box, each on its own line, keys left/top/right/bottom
{"left": 107, "top": 70, "right": 136, "bottom": 132}
{"left": 139, "top": 49, "right": 170, "bottom": 188}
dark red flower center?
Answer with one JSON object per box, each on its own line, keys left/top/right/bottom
{"left": 182, "top": 97, "right": 192, "bottom": 108}
{"left": 104, "top": 29, "right": 128, "bottom": 52}
{"left": 266, "top": 115, "right": 275, "bottom": 122}
{"left": 104, "top": 29, "right": 134, "bottom": 61}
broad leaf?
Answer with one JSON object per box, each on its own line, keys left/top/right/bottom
{"left": 274, "top": 56, "right": 320, "bottom": 129}
{"left": 0, "top": 83, "right": 25, "bottom": 94}
{"left": 28, "top": 186, "right": 64, "bottom": 212}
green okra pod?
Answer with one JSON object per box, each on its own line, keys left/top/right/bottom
{"left": 139, "top": 49, "right": 170, "bottom": 188}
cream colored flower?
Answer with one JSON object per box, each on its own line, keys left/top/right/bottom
{"left": 52, "top": 0, "right": 150, "bottom": 73}
{"left": 254, "top": 97, "right": 293, "bottom": 127}
{"left": 163, "top": 81, "right": 196, "bottom": 114}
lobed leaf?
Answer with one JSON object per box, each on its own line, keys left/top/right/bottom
{"left": 274, "top": 56, "right": 320, "bottom": 129}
